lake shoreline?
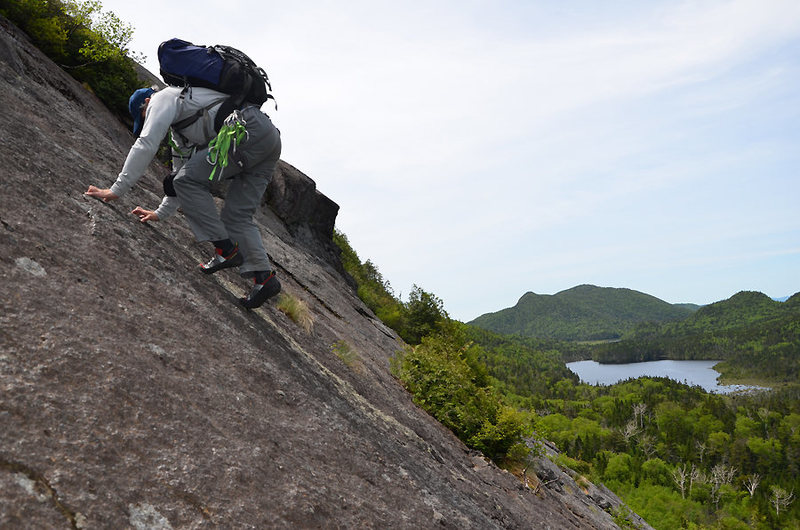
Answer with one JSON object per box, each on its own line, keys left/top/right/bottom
{"left": 566, "top": 359, "right": 770, "bottom": 394}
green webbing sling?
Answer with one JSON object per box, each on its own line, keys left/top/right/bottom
{"left": 168, "top": 135, "right": 191, "bottom": 160}
{"left": 206, "top": 110, "right": 248, "bottom": 181}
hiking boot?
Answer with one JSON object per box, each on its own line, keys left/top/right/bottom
{"left": 199, "top": 244, "right": 243, "bottom": 274}
{"left": 241, "top": 271, "right": 281, "bottom": 309}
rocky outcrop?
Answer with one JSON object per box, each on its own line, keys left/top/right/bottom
{"left": 263, "top": 160, "right": 342, "bottom": 269}
{"left": 0, "top": 16, "right": 642, "bottom": 528}
{"left": 525, "top": 442, "right": 653, "bottom": 530}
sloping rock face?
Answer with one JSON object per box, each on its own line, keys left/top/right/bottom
{"left": 1, "top": 17, "right": 631, "bottom": 529}
{"left": 528, "top": 442, "right": 653, "bottom": 530}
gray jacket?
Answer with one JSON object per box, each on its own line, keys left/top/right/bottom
{"left": 110, "top": 86, "right": 228, "bottom": 218}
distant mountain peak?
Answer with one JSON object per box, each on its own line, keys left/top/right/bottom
{"left": 471, "top": 285, "right": 697, "bottom": 341}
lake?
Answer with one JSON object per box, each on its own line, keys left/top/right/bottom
{"left": 566, "top": 359, "right": 768, "bottom": 394}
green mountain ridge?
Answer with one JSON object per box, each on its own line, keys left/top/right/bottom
{"left": 687, "top": 290, "right": 787, "bottom": 329}
{"left": 469, "top": 284, "right": 698, "bottom": 341}
{"left": 624, "top": 289, "right": 800, "bottom": 340}
{"left": 593, "top": 289, "right": 800, "bottom": 381}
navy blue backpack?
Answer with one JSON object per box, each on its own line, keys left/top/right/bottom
{"left": 157, "top": 38, "right": 275, "bottom": 108}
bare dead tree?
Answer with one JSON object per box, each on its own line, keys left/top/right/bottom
{"left": 744, "top": 474, "right": 761, "bottom": 497}
{"left": 521, "top": 437, "right": 546, "bottom": 492}
{"left": 689, "top": 464, "right": 704, "bottom": 498}
{"left": 771, "top": 486, "right": 795, "bottom": 517}
{"left": 671, "top": 464, "right": 688, "bottom": 499}
{"left": 621, "top": 419, "right": 639, "bottom": 445}
{"left": 522, "top": 461, "right": 532, "bottom": 489}
{"left": 639, "top": 434, "right": 657, "bottom": 459}
{"left": 632, "top": 402, "right": 647, "bottom": 429}
{"left": 718, "top": 464, "right": 736, "bottom": 485}
{"left": 695, "top": 440, "right": 707, "bottom": 464}
{"left": 770, "top": 486, "right": 795, "bottom": 517}
{"left": 757, "top": 407, "right": 771, "bottom": 437}
{"left": 709, "top": 463, "right": 736, "bottom": 509}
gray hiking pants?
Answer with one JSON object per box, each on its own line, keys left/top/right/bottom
{"left": 173, "top": 106, "right": 281, "bottom": 277}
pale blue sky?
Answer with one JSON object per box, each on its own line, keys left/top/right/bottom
{"left": 100, "top": 0, "right": 799, "bottom": 321}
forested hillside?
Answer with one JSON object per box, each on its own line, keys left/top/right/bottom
{"left": 336, "top": 240, "right": 800, "bottom": 528}
{"left": 592, "top": 291, "right": 800, "bottom": 383}
{"left": 469, "top": 285, "right": 697, "bottom": 341}
{"left": 335, "top": 233, "right": 800, "bottom": 528}
{"left": 526, "top": 377, "right": 800, "bottom": 529}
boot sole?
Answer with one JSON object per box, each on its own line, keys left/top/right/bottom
{"left": 241, "top": 277, "right": 281, "bottom": 309}
{"left": 200, "top": 252, "right": 244, "bottom": 275}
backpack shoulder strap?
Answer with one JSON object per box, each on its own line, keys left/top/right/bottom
{"left": 172, "top": 97, "right": 226, "bottom": 131}
{"left": 170, "top": 95, "right": 229, "bottom": 147}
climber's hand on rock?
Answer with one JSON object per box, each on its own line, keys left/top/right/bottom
{"left": 85, "top": 185, "right": 118, "bottom": 202}
{"left": 131, "top": 206, "right": 159, "bottom": 223}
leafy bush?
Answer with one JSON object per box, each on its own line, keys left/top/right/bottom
{"left": 609, "top": 505, "right": 636, "bottom": 529}
{"left": 604, "top": 452, "right": 634, "bottom": 483}
{"left": 333, "top": 229, "right": 447, "bottom": 345}
{"left": 404, "top": 286, "right": 447, "bottom": 344}
{"left": 1, "top": 0, "right": 144, "bottom": 119}
{"left": 551, "top": 452, "right": 591, "bottom": 477}
{"left": 619, "top": 483, "right": 711, "bottom": 530}
{"left": 391, "top": 326, "right": 529, "bottom": 463}
{"left": 640, "top": 458, "right": 672, "bottom": 487}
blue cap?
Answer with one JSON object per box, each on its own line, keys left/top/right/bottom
{"left": 129, "top": 87, "right": 156, "bottom": 136}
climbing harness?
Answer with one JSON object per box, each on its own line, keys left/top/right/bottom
{"left": 206, "top": 110, "right": 249, "bottom": 181}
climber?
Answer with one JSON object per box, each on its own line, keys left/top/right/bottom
{"left": 85, "top": 85, "right": 282, "bottom": 309}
